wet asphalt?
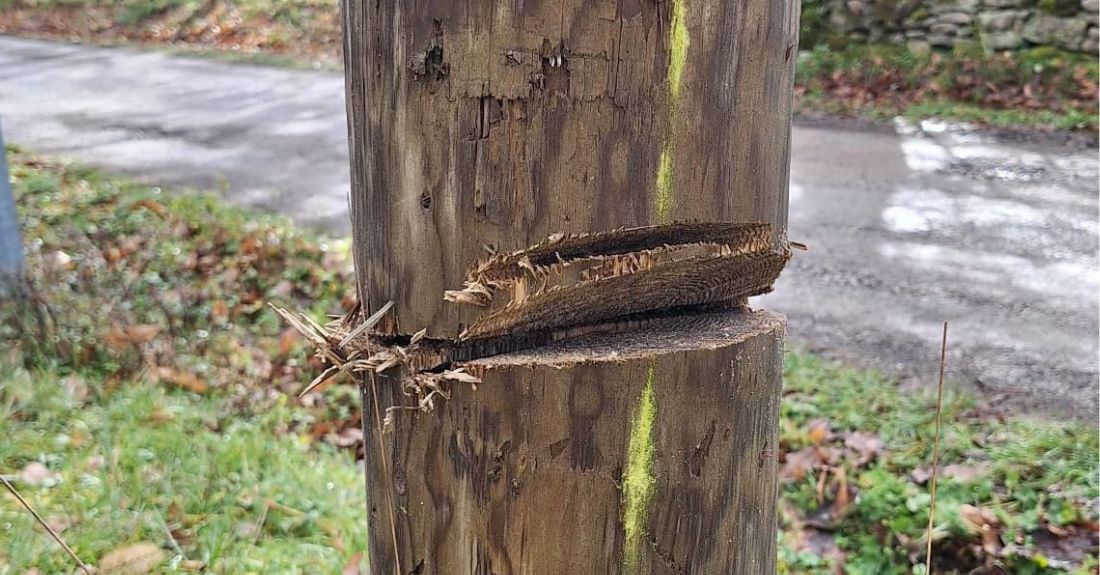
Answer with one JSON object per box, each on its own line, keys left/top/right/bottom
{"left": 1, "top": 36, "right": 1096, "bottom": 418}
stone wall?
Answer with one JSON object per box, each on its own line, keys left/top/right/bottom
{"left": 810, "top": 0, "right": 1098, "bottom": 54}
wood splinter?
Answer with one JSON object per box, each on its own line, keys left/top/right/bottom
{"left": 444, "top": 221, "right": 796, "bottom": 342}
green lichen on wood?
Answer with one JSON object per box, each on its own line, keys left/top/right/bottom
{"left": 655, "top": 149, "right": 675, "bottom": 223}
{"left": 667, "top": 0, "right": 690, "bottom": 105}
{"left": 654, "top": 0, "right": 690, "bottom": 223}
{"left": 620, "top": 365, "right": 659, "bottom": 574}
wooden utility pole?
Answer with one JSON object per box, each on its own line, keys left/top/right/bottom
{"left": 341, "top": 0, "right": 799, "bottom": 572}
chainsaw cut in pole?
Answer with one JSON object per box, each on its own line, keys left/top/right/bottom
{"left": 339, "top": 0, "right": 800, "bottom": 572}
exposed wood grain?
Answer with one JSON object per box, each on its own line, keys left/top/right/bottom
{"left": 342, "top": 0, "right": 800, "bottom": 337}
{"left": 361, "top": 309, "right": 785, "bottom": 574}
{"left": 343, "top": 1, "right": 798, "bottom": 572}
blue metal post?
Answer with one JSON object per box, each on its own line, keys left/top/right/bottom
{"left": 0, "top": 116, "right": 26, "bottom": 295}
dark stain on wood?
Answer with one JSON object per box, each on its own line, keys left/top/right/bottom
{"left": 343, "top": 0, "right": 798, "bottom": 339}
{"left": 687, "top": 420, "right": 716, "bottom": 478}
{"left": 357, "top": 310, "right": 784, "bottom": 573}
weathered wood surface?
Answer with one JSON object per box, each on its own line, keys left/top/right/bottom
{"left": 361, "top": 309, "right": 785, "bottom": 574}
{"left": 342, "top": 0, "right": 800, "bottom": 338}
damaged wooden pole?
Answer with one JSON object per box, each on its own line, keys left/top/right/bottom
{"left": 340, "top": 0, "right": 800, "bottom": 572}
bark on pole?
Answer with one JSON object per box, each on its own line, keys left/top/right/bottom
{"left": 341, "top": 0, "right": 799, "bottom": 572}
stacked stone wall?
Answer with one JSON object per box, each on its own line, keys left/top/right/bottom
{"left": 803, "top": 0, "right": 1098, "bottom": 54}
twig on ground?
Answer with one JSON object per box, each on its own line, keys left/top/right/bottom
{"left": 925, "top": 320, "right": 949, "bottom": 574}
{"left": 1, "top": 475, "right": 94, "bottom": 575}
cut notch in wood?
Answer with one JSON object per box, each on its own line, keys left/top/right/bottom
{"left": 465, "top": 221, "right": 772, "bottom": 287}
{"left": 459, "top": 247, "right": 790, "bottom": 341}
{"left": 444, "top": 221, "right": 793, "bottom": 343}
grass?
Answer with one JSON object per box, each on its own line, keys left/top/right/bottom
{"left": 2, "top": 148, "right": 363, "bottom": 573}
{"left": 1, "top": 152, "right": 1096, "bottom": 572}
{"left": 0, "top": 0, "right": 343, "bottom": 68}
{"left": 1, "top": 365, "right": 365, "bottom": 573}
{"left": 794, "top": 44, "right": 1098, "bottom": 132}
{"left": 780, "top": 354, "right": 1098, "bottom": 574}
{"left": 2, "top": 1, "right": 1098, "bottom": 132}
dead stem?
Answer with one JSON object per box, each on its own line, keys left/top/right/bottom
{"left": 1, "top": 475, "right": 94, "bottom": 575}
{"left": 925, "top": 321, "right": 949, "bottom": 573}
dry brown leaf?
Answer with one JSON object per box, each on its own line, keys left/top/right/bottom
{"left": 152, "top": 367, "right": 209, "bottom": 394}
{"left": 98, "top": 542, "right": 165, "bottom": 575}
{"left": 130, "top": 198, "right": 167, "bottom": 217}
{"left": 959, "top": 504, "right": 1000, "bottom": 532}
{"left": 795, "top": 526, "right": 845, "bottom": 568}
{"left": 105, "top": 327, "right": 131, "bottom": 350}
{"left": 241, "top": 235, "right": 261, "bottom": 255}
{"left": 211, "top": 300, "right": 229, "bottom": 322}
{"left": 124, "top": 325, "right": 161, "bottom": 344}
{"left": 807, "top": 419, "right": 830, "bottom": 445}
{"left": 844, "top": 431, "right": 884, "bottom": 467}
{"left": 325, "top": 427, "right": 364, "bottom": 448}
{"left": 104, "top": 246, "right": 123, "bottom": 264}
{"left": 60, "top": 374, "right": 89, "bottom": 404}
{"left": 910, "top": 466, "right": 932, "bottom": 485}
{"left": 781, "top": 447, "right": 823, "bottom": 482}
{"left": 942, "top": 462, "right": 989, "bottom": 483}
{"left": 277, "top": 327, "right": 299, "bottom": 357}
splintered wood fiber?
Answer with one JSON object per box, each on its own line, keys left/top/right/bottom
{"left": 461, "top": 248, "right": 789, "bottom": 340}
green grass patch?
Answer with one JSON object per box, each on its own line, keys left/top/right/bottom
{"left": 0, "top": 0, "right": 342, "bottom": 67}
{"left": 780, "top": 354, "right": 1098, "bottom": 574}
{"left": 2, "top": 149, "right": 363, "bottom": 572}
{"left": 2, "top": 153, "right": 1096, "bottom": 572}
{"left": 1, "top": 364, "right": 365, "bottom": 573}
{"left": 795, "top": 45, "right": 1099, "bottom": 132}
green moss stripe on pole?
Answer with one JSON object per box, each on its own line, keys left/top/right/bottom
{"left": 654, "top": 0, "right": 690, "bottom": 224}
{"left": 620, "top": 364, "right": 659, "bottom": 574}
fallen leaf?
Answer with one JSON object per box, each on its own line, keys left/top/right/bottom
{"left": 211, "top": 300, "right": 229, "bottom": 322}
{"left": 130, "top": 198, "right": 167, "bottom": 217}
{"left": 124, "top": 325, "right": 160, "bottom": 344}
{"left": 49, "top": 250, "right": 73, "bottom": 270}
{"left": 832, "top": 467, "right": 851, "bottom": 513}
{"left": 781, "top": 447, "right": 823, "bottom": 482}
{"left": 152, "top": 367, "right": 208, "bottom": 393}
{"left": 241, "top": 235, "right": 262, "bottom": 255}
{"left": 19, "top": 462, "right": 61, "bottom": 487}
{"left": 910, "top": 466, "right": 932, "bottom": 485}
{"left": 807, "top": 419, "right": 830, "bottom": 445}
{"left": 844, "top": 431, "right": 884, "bottom": 467}
{"left": 60, "top": 374, "right": 89, "bottom": 403}
{"left": 325, "top": 427, "right": 364, "bottom": 448}
{"left": 98, "top": 542, "right": 165, "bottom": 575}
{"left": 1029, "top": 523, "right": 1095, "bottom": 568}
{"left": 105, "top": 327, "right": 131, "bottom": 350}
{"left": 795, "top": 526, "right": 845, "bottom": 565}
{"left": 959, "top": 504, "right": 1000, "bottom": 532}
{"left": 104, "top": 246, "right": 122, "bottom": 263}
{"left": 277, "top": 327, "right": 299, "bottom": 357}
{"left": 943, "top": 462, "right": 989, "bottom": 483}
{"left": 272, "top": 279, "right": 294, "bottom": 298}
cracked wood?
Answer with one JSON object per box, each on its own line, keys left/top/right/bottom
{"left": 343, "top": 0, "right": 800, "bottom": 338}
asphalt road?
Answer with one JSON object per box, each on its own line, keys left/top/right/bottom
{"left": 1, "top": 36, "right": 1096, "bottom": 418}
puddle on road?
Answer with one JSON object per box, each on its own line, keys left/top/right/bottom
{"left": 878, "top": 240, "right": 1099, "bottom": 302}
